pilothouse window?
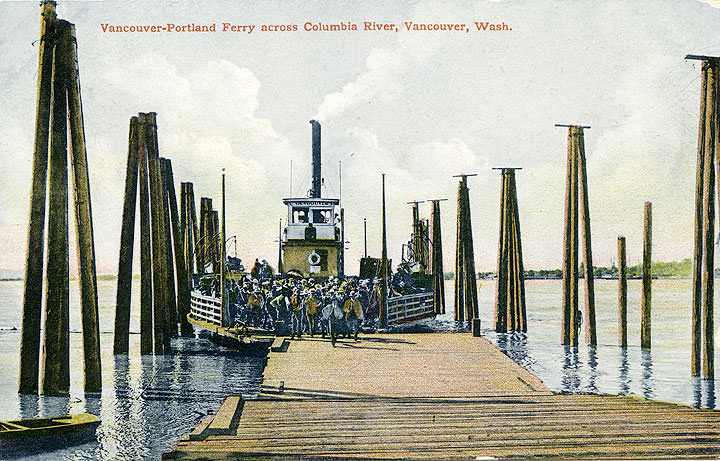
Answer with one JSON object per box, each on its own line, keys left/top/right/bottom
{"left": 292, "top": 207, "right": 309, "bottom": 223}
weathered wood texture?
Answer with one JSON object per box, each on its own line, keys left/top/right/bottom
{"left": 20, "top": 0, "right": 56, "bottom": 395}
{"left": 167, "top": 333, "right": 720, "bottom": 459}
{"left": 455, "top": 176, "right": 478, "bottom": 322}
{"left": 429, "top": 200, "right": 445, "bottom": 315}
{"left": 618, "top": 235, "right": 627, "bottom": 347}
{"left": 41, "top": 25, "right": 70, "bottom": 395}
{"left": 114, "top": 117, "right": 139, "bottom": 355}
{"left": 138, "top": 118, "right": 153, "bottom": 355}
{"left": 641, "top": 201, "right": 652, "bottom": 350}
{"left": 494, "top": 169, "right": 526, "bottom": 332}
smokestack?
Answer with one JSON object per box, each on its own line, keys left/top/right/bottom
{"left": 310, "top": 120, "right": 321, "bottom": 198}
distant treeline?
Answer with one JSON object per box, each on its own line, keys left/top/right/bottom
{"left": 447, "top": 258, "right": 702, "bottom": 280}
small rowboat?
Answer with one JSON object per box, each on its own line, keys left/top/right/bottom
{"left": 0, "top": 413, "right": 100, "bottom": 454}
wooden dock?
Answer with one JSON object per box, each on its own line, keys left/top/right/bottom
{"left": 165, "top": 333, "right": 720, "bottom": 459}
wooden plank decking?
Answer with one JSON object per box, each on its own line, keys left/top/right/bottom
{"left": 165, "top": 333, "right": 720, "bottom": 459}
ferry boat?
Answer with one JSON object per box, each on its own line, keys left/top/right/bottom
{"left": 187, "top": 120, "right": 436, "bottom": 339}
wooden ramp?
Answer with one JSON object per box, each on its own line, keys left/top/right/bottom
{"left": 165, "top": 333, "right": 720, "bottom": 459}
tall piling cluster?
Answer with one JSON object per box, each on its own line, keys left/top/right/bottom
{"left": 689, "top": 55, "right": 719, "bottom": 378}
{"left": 494, "top": 168, "right": 526, "bottom": 332}
{"left": 19, "top": 1, "right": 102, "bottom": 395}
{"left": 559, "top": 124, "right": 597, "bottom": 347}
{"left": 429, "top": 199, "right": 446, "bottom": 315}
{"left": 454, "top": 175, "right": 479, "bottom": 322}
{"left": 113, "top": 112, "right": 192, "bottom": 356}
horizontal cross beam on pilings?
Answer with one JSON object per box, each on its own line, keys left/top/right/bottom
{"left": 686, "top": 55, "right": 720, "bottom": 62}
{"left": 554, "top": 124, "right": 591, "bottom": 129}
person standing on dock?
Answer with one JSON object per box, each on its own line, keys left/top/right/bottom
{"left": 289, "top": 288, "right": 304, "bottom": 339}
{"left": 250, "top": 259, "right": 260, "bottom": 279}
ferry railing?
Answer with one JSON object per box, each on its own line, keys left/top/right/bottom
{"left": 386, "top": 291, "right": 434, "bottom": 322}
{"left": 190, "top": 292, "right": 223, "bottom": 326}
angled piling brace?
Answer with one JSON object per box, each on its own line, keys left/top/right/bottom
{"left": 20, "top": 0, "right": 57, "bottom": 395}
{"left": 41, "top": 22, "right": 70, "bottom": 395}
{"left": 703, "top": 60, "right": 719, "bottom": 377}
{"left": 114, "top": 117, "right": 139, "bottom": 355}
{"left": 691, "top": 59, "right": 709, "bottom": 376}
{"left": 144, "top": 112, "right": 169, "bottom": 354}
{"left": 64, "top": 21, "right": 102, "bottom": 392}
{"left": 160, "top": 158, "right": 178, "bottom": 338}
{"left": 138, "top": 116, "right": 154, "bottom": 355}
{"left": 577, "top": 128, "right": 597, "bottom": 346}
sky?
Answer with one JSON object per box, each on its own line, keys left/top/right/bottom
{"left": 0, "top": 0, "right": 719, "bottom": 276}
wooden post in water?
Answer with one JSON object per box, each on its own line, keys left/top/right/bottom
{"left": 160, "top": 159, "right": 178, "bottom": 338}
{"left": 429, "top": 199, "right": 447, "bottom": 315}
{"left": 703, "top": 59, "right": 718, "bottom": 378}
{"left": 641, "top": 201, "right": 652, "bottom": 350}
{"left": 691, "top": 58, "right": 709, "bottom": 376}
{"left": 220, "top": 172, "right": 227, "bottom": 327}
{"left": 494, "top": 171, "right": 508, "bottom": 332}
{"left": 494, "top": 168, "right": 526, "bottom": 333}
{"left": 64, "top": 21, "right": 102, "bottom": 392}
{"left": 138, "top": 116, "right": 153, "bottom": 355}
{"left": 179, "top": 182, "right": 194, "bottom": 336}
{"left": 164, "top": 159, "right": 192, "bottom": 336}
{"left": 41, "top": 23, "right": 69, "bottom": 395}
{"left": 454, "top": 178, "right": 465, "bottom": 322}
{"left": 557, "top": 124, "right": 592, "bottom": 346}
{"left": 20, "top": 0, "right": 57, "bottom": 395}
{"left": 699, "top": 57, "right": 719, "bottom": 377}
{"left": 144, "top": 112, "right": 168, "bottom": 354}
{"left": 188, "top": 185, "right": 200, "bottom": 273}
{"left": 380, "top": 174, "right": 388, "bottom": 329}
{"left": 577, "top": 128, "right": 597, "bottom": 346}
{"left": 618, "top": 236, "right": 627, "bottom": 347}
{"left": 454, "top": 174, "right": 479, "bottom": 322}
{"left": 198, "top": 198, "right": 209, "bottom": 273}
{"left": 113, "top": 117, "right": 139, "bottom": 355}
{"left": 560, "top": 128, "right": 574, "bottom": 345}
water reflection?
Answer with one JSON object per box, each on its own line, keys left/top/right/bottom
{"left": 641, "top": 349, "right": 654, "bottom": 400}
{"left": 703, "top": 378, "right": 715, "bottom": 409}
{"left": 18, "top": 394, "right": 38, "bottom": 420}
{"left": 586, "top": 347, "right": 598, "bottom": 394}
{"left": 561, "top": 346, "right": 581, "bottom": 393}
{"left": 618, "top": 347, "right": 631, "bottom": 395}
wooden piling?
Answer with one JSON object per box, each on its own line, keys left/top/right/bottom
{"left": 561, "top": 128, "right": 574, "bottom": 346}
{"left": 160, "top": 159, "right": 178, "bottom": 338}
{"left": 188, "top": 184, "right": 200, "bottom": 273}
{"left": 454, "top": 179, "right": 465, "bottom": 322}
{"left": 569, "top": 132, "right": 579, "bottom": 347}
{"left": 461, "top": 181, "right": 479, "bottom": 321}
{"left": 64, "top": 22, "right": 101, "bottom": 392}
{"left": 618, "top": 236, "right": 627, "bottom": 347}
{"left": 641, "top": 201, "right": 652, "bottom": 350}
{"left": 691, "top": 61, "right": 708, "bottom": 376}
{"left": 113, "top": 117, "right": 139, "bottom": 355}
{"left": 198, "top": 198, "right": 208, "bottom": 273}
{"left": 508, "top": 171, "right": 527, "bottom": 332}
{"left": 703, "top": 61, "right": 718, "bottom": 378}
{"left": 380, "top": 174, "right": 388, "bottom": 329}
{"left": 429, "top": 200, "right": 445, "bottom": 315}
{"left": 41, "top": 28, "right": 69, "bottom": 395}
{"left": 20, "top": 0, "right": 57, "bottom": 395}
{"left": 165, "top": 160, "right": 192, "bottom": 337}
{"left": 494, "top": 172, "right": 508, "bottom": 332}
{"left": 138, "top": 117, "right": 153, "bottom": 355}
{"left": 144, "top": 113, "right": 168, "bottom": 354}
{"left": 577, "top": 128, "right": 597, "bottom": 346}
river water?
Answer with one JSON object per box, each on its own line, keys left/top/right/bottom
{"left": 0, "top": 277, "right": 717, "bottom": 459}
